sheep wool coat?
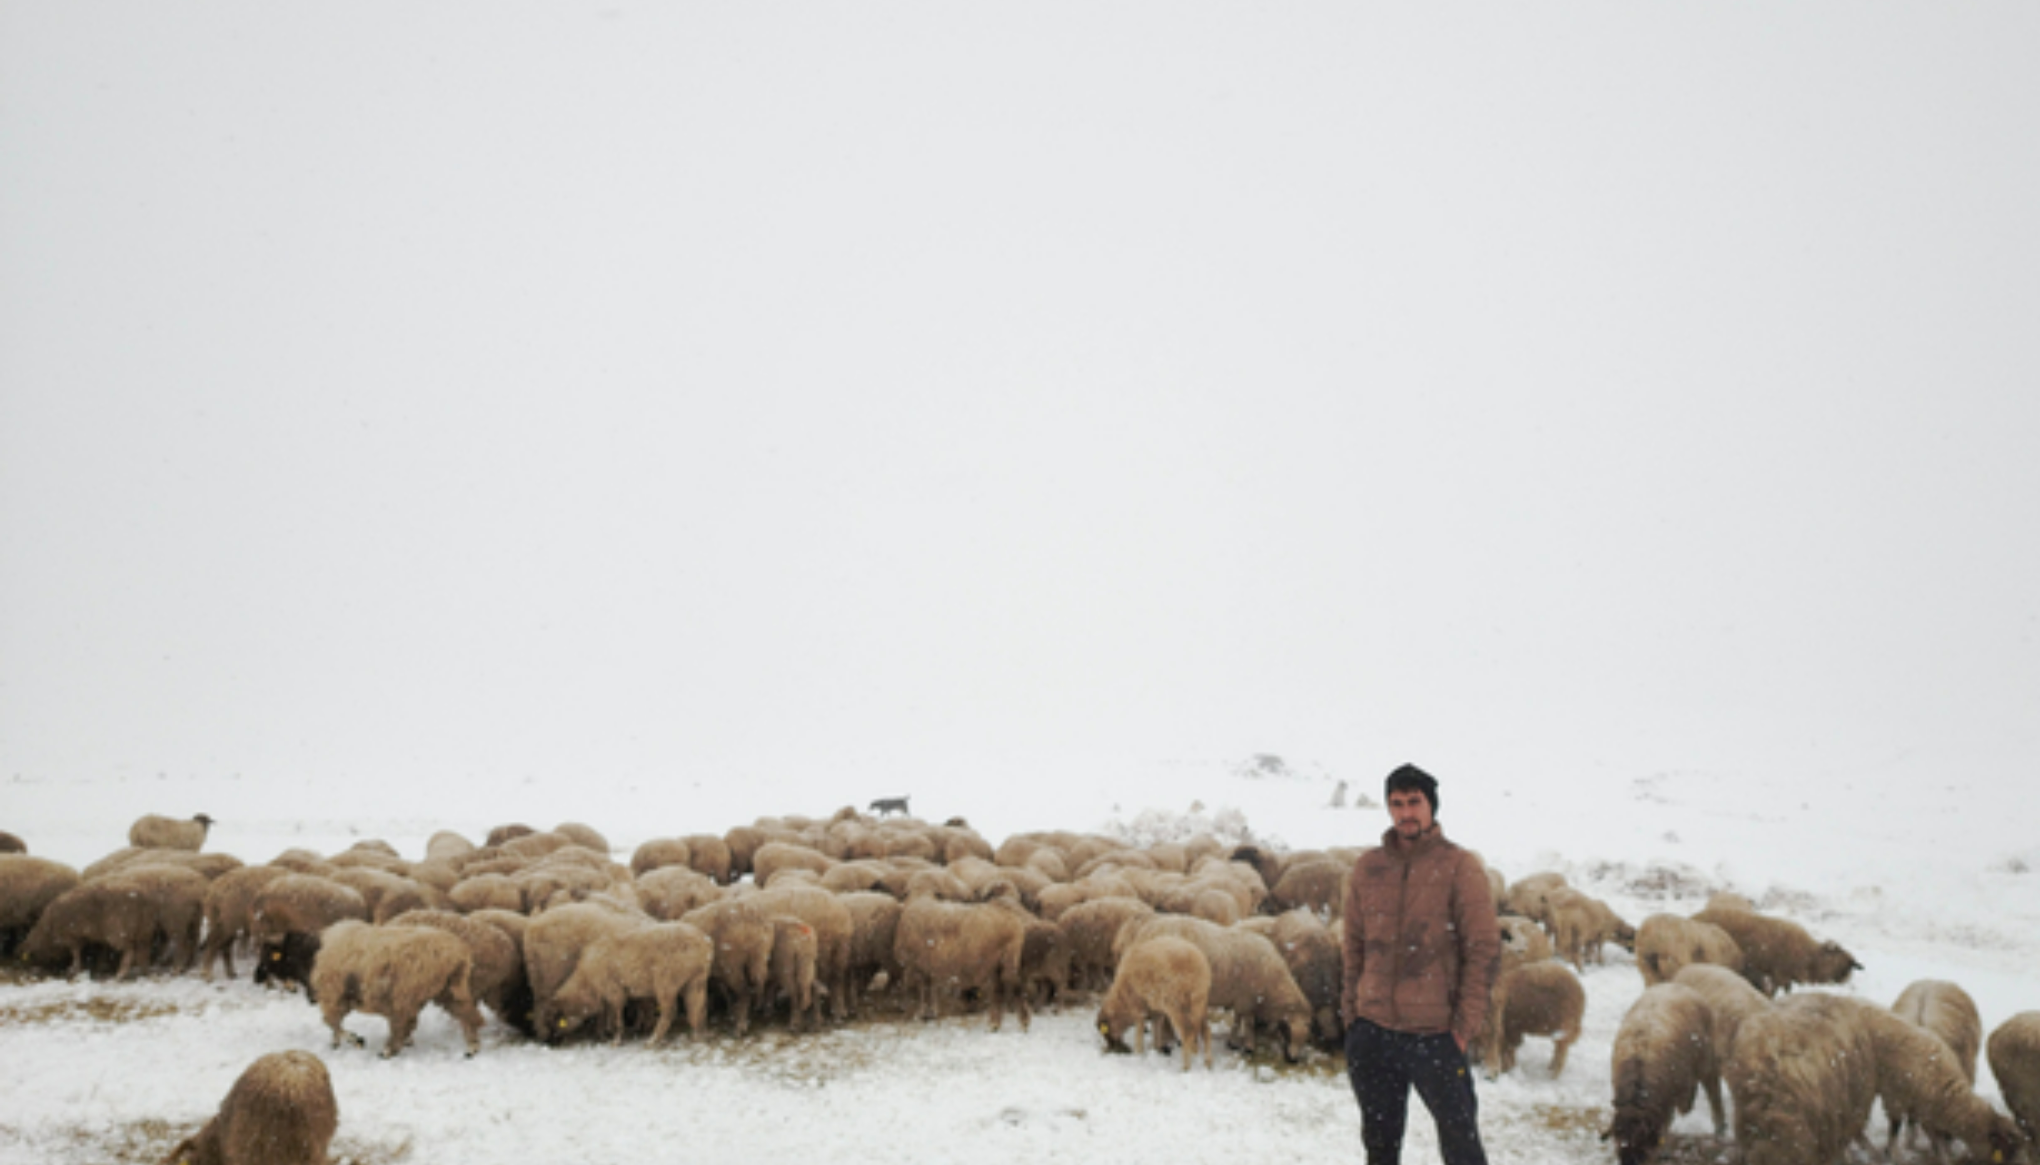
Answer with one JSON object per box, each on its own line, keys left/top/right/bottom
{"left": 1340, "top": 823, "right": 1502, "bottom": 1051}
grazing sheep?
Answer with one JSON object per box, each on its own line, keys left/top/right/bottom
{"left": 1602, "top": 982, "right": 1724, "bottom": 1165}
{"left": 424, "top": 831, "right": 475, "bottom": 864}
{"left": 547, "top": 920, "right": 715, "bottom": 1046}
{"left": 635, "top": 866, "right": 725, "bottom": 922}
{"left": 1545, "top": 887, "right": 1634, "bottom": 968}
{"left": 484, "top": 823, "right": 537, "bottom": 847}
{"left": 1892, "top": 978, "right": 1984, "bottom": 1085}
{"left": 1479, "top": 959, "right": 1585, "bottom": 1079}
{"left": 447, "top": 873, "right": 525, "bottom": 915}
{"left": 524, "top": 903, "right": 649, "bottom": 1035}
{"left": 764, "top": 915, "right": 822, "bottom": 1032}
{"left": 1116, "top": 914, "right": 1312, "bottom": 1060}
{"left": 0, "top": 854, "right": 81, "bottom": 958}
{"left": 386, "top": 909, "right": 534, "bottom": 1036}
{"left": 1056, "top": 897, "right": 1157, "bottom": 993}
{"left": 551, "top": 822, "right": 610, "bottom": 854}
{"left": 678, "top": 897, "right": 775, "bottom": 1036}
{"left": 250, "top": 875, "right": 370, "bottom": 993}
{"left": 1504, "top": 871, "right": 1568, "bottom": 926}
{"left": 161, "top": 1050, "right": 338, "bottom": 1165}
{"left": 1690, "top": 906, "right": 1859, "bottom": 997}
{"left": 1704, "top": 890, "right": 1756, "bottom": 913}
{"left": 1268, "top": 857, "right": 1348, "bottom": 919}
{"left": 747, "top": 884, "right": 853, "bottom": 1021}
{"left": 21, "top": 864, "right": 207, "bottom": 979}
{"left": 130, "top": 813, "right": 216, "bottom": 852}
{"left": 1634, "top": 913, "right": 1744, "bottom": 986}
{"left": 1989, "top": 1011, "right": 2040, "bottom": 1146}
{"left": 1671, "top": 963, "right": 1771, "bottom": 1070}
{"left": 1723, "top": 992, "right": 1881, "bottom": 1165}
{"left": 1097, "top": 936, "right": 1213, "bottom": 1072}
{"left": 1498, "top": 915, "right": 1556, "bottom": 975}
{"left": 311, "top": 920, "right": 485, "bottom": 1058}
{"left": 629, "top": 837, "right": 691, "bottom": 878}
{"left": 751, "top": 842, "right": 835, "bottom": 887}
{"left": 836, "top": 890, "right": 905, "bottom": 1017}
{"left": 893, "top": 896, "right": 1030, "bottom": 1032}
{"left": 329, "top": 867, "right": 439, "bottom": 925}
{"left": 1858, "top": 999, "right": 2023, "bottom": 1165}
{"left": 674, "top": 834, "right": 733, "bottom": 885}
{"left": 1256, "top": 908, "right": 1345, "bottom": 1051}
{"left": 200, "top": 865, "right": 293, "bottom": 980}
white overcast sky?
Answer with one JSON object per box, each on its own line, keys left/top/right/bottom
{"left": 4, "top": 4, "right": 2038, "bottom": 796}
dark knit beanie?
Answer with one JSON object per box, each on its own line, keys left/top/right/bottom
{"left": 1384, "top": 763, "right": 1440, "bottom": 813}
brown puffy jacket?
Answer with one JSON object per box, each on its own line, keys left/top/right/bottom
{"left": 1340, "top": 824, "right": 1500, "bottom": 1049}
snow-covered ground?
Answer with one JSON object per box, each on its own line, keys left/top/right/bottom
{"left": 3, "top": 756, "right": 2035, "bottom": 1164}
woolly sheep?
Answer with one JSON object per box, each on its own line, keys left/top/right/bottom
{"left": 1268, "top": 857, "right": 1348, "bottom": 919}
{"left": 0, "top": 854, "right": 80, "bottom": 958}
{"left": 447, "top": 873, "right": 524, "bottom": 915}
{"left": 1479, "top": 959, "right": 1585, "bottom": 1079}
{"left": 751, "top": 842, "right": 835, "bottom": 886}
{"left": 1704, "top": 890, "right": 1756, "bottom": 913}
{"left": 1056, "top": 897, "right": 1157, "bottom": 993}
{"left": 22, "top": 863, "right": 207, "bottom": 979}
{"left": 551, "top": 822, "right": 610, "bottom": 854}
{"left": 329, "top": 867, "right": 440, "bottom": 925}
{"left": 524, "top": 902, "right": 649, "bottom": 1036}
{"left": 765, "top": 915, "right": 822, "bottom": 1032}
{"left": 1989, "top": 1011, "right": 2040, "bottom": 1146}
{"left": 251, "top": 875, "right": 370, "bottom": 993}
{"left": 746, "top": 884, "right": 853, "bottom": 1022}
{"left": 1671, "top": 963, "right": 1771, "bottom": 1070}
{"left": 1544, "top": 887, "right": 1634, "bottom": 969}
{"left": 129, "top": 813, "right": 215, "bottom": 852}
{"left": 1498, "top": 915, "right": 1556, "bottom": 976}
{"left": 424, "top": 831, "right": 475, "bottom": 864}
{"left": 547, "top": 920, "right": 715, "bottom": 1046}
{"left": 676, "top": 833, "right": 733, "bottom": 885}
{"left": 1856, "top": 998, "right": 2023, "bottom": 1165}
{"left": 85, "top": 847, "right": 242, "bottom": 884}
{"left": 1116, "top": 914, "right": 1311, "bottom": 1060}
{"left": 1892, "top": 978, "right": 1984, "bottom": 1085}
{"left": 1691, "top": 906, "right": 1859, "bottom": 997}
{"left": 1634, "top": 913, "right": 1744, "bottom": 986}
{"left": 678, "top": 897, "right": 775, "bottom": 1036}
{"left": 386, "top": 908, "right": 534, "bottom": 1036}
{"left": 1602, "top": 982, "right": 1724, "bottom": 1165}
{"left": 311, "top": 920, "right": 485, "bottom": 1057}
{"left": 1097, "top": 935, "right": 1213, "bottom": 1072}
{"left": 161, "top": 1050, "right": 338, "bottom": 1165}
{"left": 1504, "top": 871, "right": 1568, "bottom": 925}
{"left": 836, "top": 890, "right": 905, "bottom": 1017}
{"left": 1255, "top": 908, "right": 1344, "bottom": 1051}
{"left": 1722, "top": 992, "right": 1881, "bottom": 1165}
{"left": 200, "top": 865, "right": 292, "bottom": 980}
{"left": 635, "top": 866, "right": 726, "bottom": 921}
{"left": 893, "top": 895, "right": 1031, "bottom": 1032}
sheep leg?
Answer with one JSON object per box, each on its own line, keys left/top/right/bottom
{"left": 649, "top": 988, "right": 677, "bottom": 1047}
{"left": 1550, "top": 1028, "right": 1577, "bottom": 1077}
{"left": 1163, "top": 1005, "right": 1193, "bottom": 1073}
{"left": 1701, "top": 1071, "right": 1725, "bottom": 1135}
{"left": 384, "top": 1008, "right": 419, "bottom": 1058}
{"left": 683, "top": 975, "right": 708, "bottom": 1041}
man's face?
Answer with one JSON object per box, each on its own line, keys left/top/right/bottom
{"left": 1387, "top": 789, "right": 1434, "bottom": 839}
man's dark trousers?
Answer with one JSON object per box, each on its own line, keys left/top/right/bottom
{"left": 1344, "top": 1018, "right": 1489, "bottom": 1165}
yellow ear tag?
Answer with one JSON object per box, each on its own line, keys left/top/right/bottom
{"left": 557, "top": 1018, "right": 568, "bottom": 1030}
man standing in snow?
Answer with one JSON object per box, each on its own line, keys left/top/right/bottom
{"left": 1341, "top": 763, "right": 1501, "bottom": 1165}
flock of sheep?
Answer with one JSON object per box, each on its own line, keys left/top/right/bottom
{"left": 1, "top": 808, "right": 2037, "bottom": 1165}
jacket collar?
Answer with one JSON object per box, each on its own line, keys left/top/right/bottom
{"left": 1380, "top": 822, "right": 1444, "bottom": 857}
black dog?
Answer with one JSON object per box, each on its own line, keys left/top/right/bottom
{"left": 868, "top": 795, "right": 910, "bottom": 818}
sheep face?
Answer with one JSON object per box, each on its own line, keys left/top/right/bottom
{"left": 1809, "top": 941, "right": 1861, "bottom": 986}
{"left": 1602, "top": 1109, "right": 1664, "bottom": 1165}
{"left": 1096, "top": 1012, "right": 1135, "bottom": 1054}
